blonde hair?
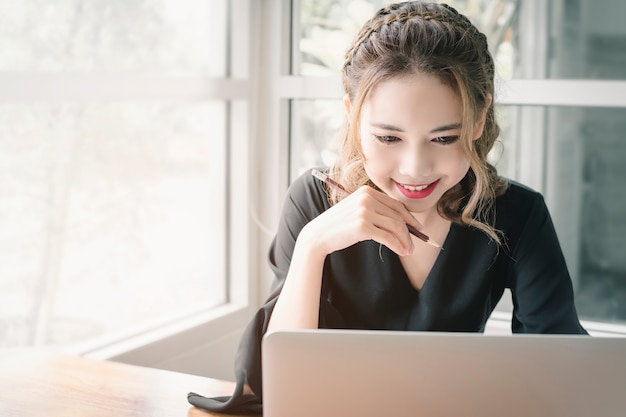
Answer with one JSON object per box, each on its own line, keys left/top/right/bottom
{"left": 329, "top": 1, "right": 508, "bottom": 243}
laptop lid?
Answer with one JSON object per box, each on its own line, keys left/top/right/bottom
{"left": 262, "top": 329, "right": 626, "bottom": 417}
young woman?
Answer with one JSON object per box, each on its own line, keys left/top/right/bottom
{"left": 188, "top": 1, "right": 587, "bottom": 414}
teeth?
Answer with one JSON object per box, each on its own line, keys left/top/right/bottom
{"left": 402, "top": 183, "right": 429, "bottom": 192}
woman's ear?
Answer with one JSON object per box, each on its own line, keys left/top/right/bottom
{"left": 472, "top": 94, "right": 492, "bottom": 140}
{"left": 343, "top": 94, "right": 352, "bottom": 116}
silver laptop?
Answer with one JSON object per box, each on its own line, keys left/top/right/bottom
{"left": 262, "top": 329, "right": 626, "bottom": 417}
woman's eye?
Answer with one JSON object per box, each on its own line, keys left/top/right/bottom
{"left": 432, "top": 135, "right": 460, "bottom": 145}
{"left": 374, "top": 135, "right": 400, "bottom": 144}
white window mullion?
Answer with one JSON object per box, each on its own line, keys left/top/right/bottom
{"left": 277, "top": 75, "right": 626, "bottom": 108}
{"left": 0, "top": 73, "right": 249, "bottom": 102}
{"left": 497, "top": 79, "right": 626, "bottom": 108}
{"left": 255, "top": 0, "right": 295, "bottom": 302}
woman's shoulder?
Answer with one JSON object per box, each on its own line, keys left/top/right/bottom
{"left": 282, "top": 167, "right": 332, "bottom": 215}
{"left": 494, "top": 178, "right": 551, "bottom": 232}
{"left": 497, "top": 178, "right": 546, "bottom": 206}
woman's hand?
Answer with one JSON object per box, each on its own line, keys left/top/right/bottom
{"left": 268, "top": 185, "right": 423, "bottom": 332}
{"left": 300, "top": 185, "right": 422, "bottom": 258}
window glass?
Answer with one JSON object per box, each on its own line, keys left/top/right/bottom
{"left": 0, "top": 102, "right": 227, "bottom": 347}
{"left": 548, "top": 1, "right": 626, "bottom": 79}
{"left": 296, "top": 0, "right": 391, "bottom": 76}
{"left": 296, "top": 0, "right": 626, "bottom": 80}
{"left": 0, "top": 0, "right": 225, "bottom": 75}
{"left": 542, "top": 106, "right": 626, "bottom": 324}
{"left": 296, "top": 0, "right": 515, "bottom": 78}
{"left": 0, "top": 0, "right": 228, "bottom": 348}
{"left": 290, "top": 100, "right": 626, "bottom": 326}
{"left": 289, "top": 99, "right": 344, "bottom": 180}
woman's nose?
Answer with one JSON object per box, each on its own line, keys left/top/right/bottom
{"left": 399, "top": 144, "right": 432, "bottom": 178}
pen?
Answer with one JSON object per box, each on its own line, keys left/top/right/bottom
{"left": 311, "top": 169, "right": 442, "bottom": 249}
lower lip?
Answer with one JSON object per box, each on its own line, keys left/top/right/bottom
{"left": 395, "top": 180, "right": 439, "bottom": 199}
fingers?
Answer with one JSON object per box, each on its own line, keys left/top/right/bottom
{"left": 357, "top": 186, "right": 422, "bottom": 234}
{"left": 355, "top": 213, "right": 414, "bottom": 256}
{"left": 350, "top": 187, "right": 416, "bottom": 254}
{"left": 305, "top": 186, "right": 420, "bottom": 257}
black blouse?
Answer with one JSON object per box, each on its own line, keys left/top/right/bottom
{"left": 188, "top": 168, "right": 587, "bottom": 414}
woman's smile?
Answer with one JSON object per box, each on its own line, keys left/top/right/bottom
{"left": 395, "top": 179, "right": 439, "bottom": 199}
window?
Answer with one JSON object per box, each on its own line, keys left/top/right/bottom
{"left": 284, "top": 0, "right": 626, "bottom": 334}
{"left": 0, "top": 1, "right": 256, "bottom": 362}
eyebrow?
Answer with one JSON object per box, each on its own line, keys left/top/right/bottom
{"left": 370, "top": 122, "right": 462, "bottom": 134}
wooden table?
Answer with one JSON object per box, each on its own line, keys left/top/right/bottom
{"left": 0, "top": 349, "right": 252, "bottom": 417}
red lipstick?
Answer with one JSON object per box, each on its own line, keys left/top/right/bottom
{"left": 395, "top": 179, "right": 439, "bottom": 199}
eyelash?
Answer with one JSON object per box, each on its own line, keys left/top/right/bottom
{"left": 432, "top": 135, "right": 460, "bottom": 145}
{"left": 373, "top": 135, "right": 460, "bottom": 145}
{"left": 374, "top": 135, "right": 401, "bottom": 144}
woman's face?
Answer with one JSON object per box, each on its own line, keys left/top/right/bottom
{"left": 353, "top": 73, "right": 482, "bottom": 216}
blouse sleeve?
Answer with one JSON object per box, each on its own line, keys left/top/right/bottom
{"left": 188, "top": 169, "right": 334, "bottom": 415}
{"left": 507, "top": 190, "right": 588, "bottom": 334}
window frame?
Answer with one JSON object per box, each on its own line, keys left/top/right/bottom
{"left": 50, "top": 0, "right": 264, "bottom": 377}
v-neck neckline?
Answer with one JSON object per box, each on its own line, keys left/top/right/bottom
{"left": 395, "top": 223, "right": 457, "bottom": 294}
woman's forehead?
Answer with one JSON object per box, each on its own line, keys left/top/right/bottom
{"left": 361, "top": 74, "right": 463, "bottom": 127}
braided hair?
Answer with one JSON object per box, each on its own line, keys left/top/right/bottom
{"left": 329, "top": 1, "right": 508, "bottom": 243}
